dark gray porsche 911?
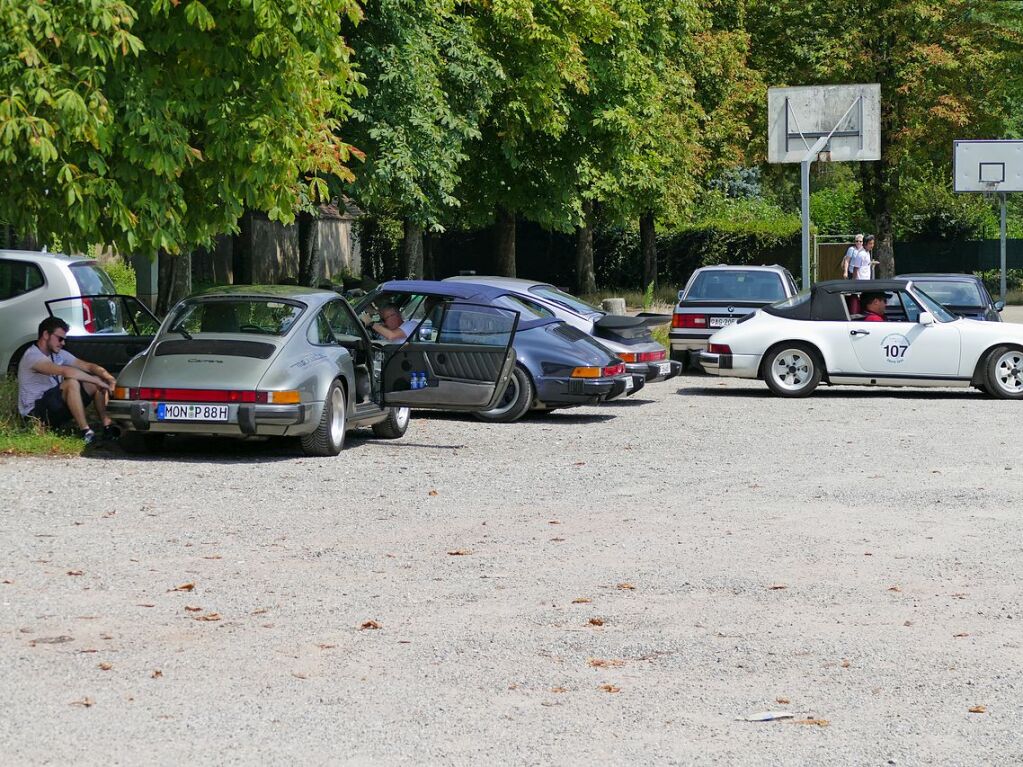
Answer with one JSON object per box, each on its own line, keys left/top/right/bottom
{"left": 106, "top": 285, "right": 518, "bottom": 454}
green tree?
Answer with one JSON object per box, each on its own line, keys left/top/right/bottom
{"left": 0, "top": 0, "right": 362, "bottom": 258}
{"left": 345, "top": 0, "right": 498, "bottom": 279}
{"left": 748, "top": 0, "right": 1023, "bottom": 276}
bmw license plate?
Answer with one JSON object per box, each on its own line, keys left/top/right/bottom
{"left": 657, "top": 362, "right": 671, "bottom": 376}
{"left": 709, "top": 317, "right": 737, "bottom": 328}
{"left": 157, "top": 403, "right": 229, "bottom": 422}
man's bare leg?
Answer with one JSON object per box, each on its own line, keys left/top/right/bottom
{"left": 60, "top": 379, "right": 90, "bottom": 431}
{"left": 81, "top": 382, "right": 112, "bottom": 427}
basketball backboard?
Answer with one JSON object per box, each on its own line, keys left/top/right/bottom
{"left": 953, "top": 140, "right": 1023, "bottom": 193}
{"left": 767, "top": 84, "right": 881, "bottom": 164}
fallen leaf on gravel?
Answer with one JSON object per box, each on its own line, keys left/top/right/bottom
{"left": 968, "top": 705, "right": 986, "bottom": 714}
{"left": 447, "top": 549, "right": 472, "bottom": 556}
{"left": 952, "top": 593, "right": 967, "bottom": 599}
{"left": 572, "top": 597, "right": 591, "bottom": 604}
{"left": 428, "top": 489, "right": 439, "bottom": 496}
{"left": 548, "top": 520, "right": 561, "bottom": 525}
{"left": 864, "top": 552, "right": 873, "bottom": 556}
{"left": 79, "top": 649, "right": 98, "bottom": 654}
{"left": 30, "top": 636, "right": 74, "bottom": 645}
{"left": 292, "top": 671, "right": 308, "bottom": 680}
{"left": 98, "top": 662, "right": 113, "bottom": 671}
{"left": 887, "top": 585, "right": 902, "bottom": 592}
{"left": 251, "top": 608, "right": 269, "bottom": 615}
{"left": 549, "top": 537, "right": 565, "bottom": 543}
{"left": 790, "top": 717, "right": 829, "bottom": 727}
{"left": 2, "top": 579, "right": 13, "bottom": 584}
{"left": 360, "top": 620, "right": 381, "bottom": 630}
{"left": 202, "top": 555, "right": 222, "bottom": 560}
{"left": 588, "top": 658, "right": 625, "bottom": 668}
{"left": 588, "top": 617, "right": 605, "bottom": 626}
{"left": 550, "top": 686, "right": 568, "bottom": 693}
{"left": 169, "top": 582, "right": 195, "bottom": 592}
{"left": 776, "top": 697, "right": 790, "bottom": 705}
{"left": 573, "top": 461, "right": 586, "bottom": 467}
{"left": 137, "top": 603, "right": 155, "bottom": 608}
{"left": 317, "top": 643, "right": 337, "bottom": 650}
{"left": 740, "top": 711, "right": 794, "bottom": 722}
{"left": 67, "top": 570, "right": 84, "bottom": 576}
{"left": 841, "top": 659, "right": 851, "bottom": 668}
{"left": 954, "top": 632, "right": 970, "bottom": 638}
{"left": 194, "top": 613, "right": 220, "bottom": 622}
{"left": 616, "top": 583, "right": 635, "bottom": 591}
{"left": 768, "top": 584, "right": 788, "bottom": 590}
{"left": 903, "top": 621, "right": 914, "bottom": 627}
{"left": 70, "top": 697, "right": 95, "bottom": 707}
{"left": 598, "top": 684, "right": 621, "bottom": 693}
{"left": 184, "top": 606, "right": 202, "bottom": 612}
{"left": 151, "top": 670, "right": 163, "bottom": 679}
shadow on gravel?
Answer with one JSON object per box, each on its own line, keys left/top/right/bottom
{"left": 414, "top": 410, "right": 617, "bottom": 425}
{"left": 600, "top": 397, "right": 656, "bottom": 407}
{"left": 679, "top": 385, "right": 985, "bottom": 400}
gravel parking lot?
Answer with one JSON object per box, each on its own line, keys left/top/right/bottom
{"left": 3, "top": 366, "right": 1023, "bottom": 764}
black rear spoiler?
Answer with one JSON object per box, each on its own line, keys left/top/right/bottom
{"left": 593, "top": 313, "right": 669, "bottom": 340}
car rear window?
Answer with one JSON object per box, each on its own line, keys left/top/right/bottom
{"left": 910, "top": 280, "right": 984, "bottom": 307}
{"left": 69, "top": 262, "right": 116, "bottom": 295}
{"left": 528, "top": 285, "right": 600, "bottom": 315}
{"left": 170, "top": 299, "right": 305, "bottom": 336}
{"left": 0, "top": 259, "right": 44, "bottom": 300}
{"left": 686, "top": 271, "right": 786, "bottom": 301}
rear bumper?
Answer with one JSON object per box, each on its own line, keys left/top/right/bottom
{"left": 535, "top": 374, "right": 639, "bottom": 406}
{"left": 697, "top": 352, "right": 761, "bottom": 379}
{"left": 627, "top": 360, "right": 682, "bottom": 383}
{"left": 669, "top": 333, "right": 711, "bottom": 355}
{"left": 108, "top": 400, "right": 315, "bottom": 437}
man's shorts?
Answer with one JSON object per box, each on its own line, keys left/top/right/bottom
{"left": 30, "top": 383, "right": 92, "bottom": 429}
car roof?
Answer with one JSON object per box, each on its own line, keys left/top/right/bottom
{"left": 443, "top": 275, "right": 549, "bottom": 291}
{"left": 0, "top": 249, "right": 96, "bottom": 265}
{"left": 813, "top": 279, "right": 915, "bottom": 293}
{"left": 190, "top": 284, "right": 336, "bottom": 303}
{"left": 895, "top": 273, "right": 980, "bottom": 282}
{"left": 380, "top": 279, "right": 510, "bottom": 301}
{"left": 692, "top": 264, "right": 789, "bottom": 274}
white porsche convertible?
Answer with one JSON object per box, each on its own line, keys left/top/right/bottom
{"left": 698, "top": 279, "right": 1023, "bottom": 398}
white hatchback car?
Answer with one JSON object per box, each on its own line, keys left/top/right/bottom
{"left": 699, "top": 279, "right": 1023, "bottom": 399}
{"left": 1, "top": 250, "right": 122, "bottom": 374}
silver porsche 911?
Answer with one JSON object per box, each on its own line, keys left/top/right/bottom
{"left": 108, "top": 285, "right": 518, "bottom": 455}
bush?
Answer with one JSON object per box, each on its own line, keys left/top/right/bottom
{"left": 974, "top": 269, "right": 1023, "bottom": 294}
{"left": 810, "top": 182, "right": 870, "bottom": 235}
{"left": 101, "top": 257, "right": 137, "bottom": 296}
{"left": 896, "top": 176, "right": 1000, "bottom": 240}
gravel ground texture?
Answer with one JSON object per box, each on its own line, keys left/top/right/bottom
{"left": 4, "top": 342, "right": 1023, "bottom": 765}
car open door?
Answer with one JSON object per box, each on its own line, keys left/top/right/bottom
{"left": 379, "top": 301, "right": 518, "bottom": 411}
{"left": 46, "top": 295, "right": 161, "bottom": 373}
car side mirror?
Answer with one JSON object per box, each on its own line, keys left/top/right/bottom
{"left": 994, "top": 301, "right": 1005, "bottom": 312}
{"left": 918, "top": 312, "right": 935, "bottom": 326}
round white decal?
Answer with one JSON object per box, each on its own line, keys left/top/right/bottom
{"left": 881, "top": 333, "right": 910, "bottom": 364}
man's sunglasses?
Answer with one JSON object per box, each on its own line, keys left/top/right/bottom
{"left": 51, "top": 333, "right": 67, "bottom": 344}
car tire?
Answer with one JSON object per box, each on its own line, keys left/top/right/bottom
{"left": 371, "top": 406, "right": 410, "bottom": 439}
{"left": 762, "top": 343, "right": 823, "bottom": 397}
{"left": 474, "top": 364, "right": 534, "bottom": 423}
{"left": 120, "top": 432, "right": 166, "bottom": 454}
{"left": 301, "top": 379, "right": 347, "bottom": 456}
{"left": 983, "top": 345, "right": 1023, "bottom": 399}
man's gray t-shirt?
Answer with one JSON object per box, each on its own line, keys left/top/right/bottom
{"left": 17, "top": 345, "right": 79, "bottom": 416}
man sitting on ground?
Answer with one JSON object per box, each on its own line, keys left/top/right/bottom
{"left": 860, "top": 292, "right": 888, "bottom": 322}
{"left": 17, "top": 317, "right": 119, "bottom": 445}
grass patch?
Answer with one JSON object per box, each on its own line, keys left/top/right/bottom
{"left": 650, "top": 324, "right": 669, "bottom": 350}
{"left": 0, "top": 377, "right": 82, "bottom": 457}
{"left": 580, "top": 286, "right": 679, "bottom": 312}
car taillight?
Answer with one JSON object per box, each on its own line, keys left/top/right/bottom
{"left": 708, "top": 344, "right": 731, "bottom": 354}
{"left": 603, "top": 362, "right": 626, "bottom": 377}
{"left": 129, "top": 388, "right": 299, "bottom": 404}
{"left": 570, "top": 363, "right": 626, "bottom": 378}
{"left": 672, "top": 313, "right": 708, "bottom": 329}
{"left": 112, "top": 387, "right": 130, "bottom": 400}
{"left": 618, "top": 350, "right": 667, "bottom": 363}
{"left": 82, "top": 297, "right": 96, "bottom": 333}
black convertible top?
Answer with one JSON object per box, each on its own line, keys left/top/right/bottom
{"left": 765, "top": 280, "right": 914, "bottom": 322}
{"left": 812, "top": 279, "right": 910, "bottom": 293}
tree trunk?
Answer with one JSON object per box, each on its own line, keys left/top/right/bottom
{"left": 494, "top": 205, "right": 516, "bottom": 277}
{"left": 423, "top": 230, "right": 435, "bottom": 280}
{"left": 576, "top": 198, "right": 597, "bottom": 294}
{"left": 231, "top": 210, "right": 253, "bottom": 285}
{"left": 156, "top": 250, "right": 192, "bottom": 315}
{"left": 400, "top": 219, "right": 424, "bottom": 279}
{"left": 640, "top": 209, "right": 657, "bottom": 289}
{"left": 298, "top": 210, "right": 324, "bottom": 287}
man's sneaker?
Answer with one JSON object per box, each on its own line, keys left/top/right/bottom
{"left": 103, "top": 424, "right": 121, "bottom": 440}
{"left": 81, "top": 428, "right": 97, "bottom": 446}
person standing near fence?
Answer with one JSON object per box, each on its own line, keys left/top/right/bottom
{"left": 841, "top": 234, "right": 864, "bottom": 279}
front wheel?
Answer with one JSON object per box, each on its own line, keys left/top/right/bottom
{"left": 372, "top": 406, "right": 410, "bottom": 439}
{"left": 301, "top": 380, "right": 347, "bottom": 456}
{"left": 763, "top": 343, "right": 822, "bottom": 397}
{"left": 984, "top": 346, "right": 1023, "bottom": 399}
{"left": 474, "top": 364, "right": 534, "bottom": 423}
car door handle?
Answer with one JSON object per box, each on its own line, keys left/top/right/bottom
{"left": 850, "top": 329, "right": 870, "bottom": 336}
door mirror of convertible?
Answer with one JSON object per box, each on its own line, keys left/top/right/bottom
{"left": 994, "top": 300, "right": 1005, "bottom": 312}
{"left": 918, "top": 312, "right": 935, "bottom": 326}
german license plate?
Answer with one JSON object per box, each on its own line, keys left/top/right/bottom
{"left": 156, "top": 403, "right": 229, "bottom": 421}
{"left": 709, "top": 317, "right": 737, "bottom": 328}
{"left": 623, "top": 376, "right": 634, "bottom": 391}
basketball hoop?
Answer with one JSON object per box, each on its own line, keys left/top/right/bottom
{"left": 817, "top": 150, "right": 832, "bottom": 163}
{"left": 981, "top": 180, "right": 999, "bottom": 199}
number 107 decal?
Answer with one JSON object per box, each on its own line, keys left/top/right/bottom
{"left": 881, "top": 333, "right": 911, "bottom": 364}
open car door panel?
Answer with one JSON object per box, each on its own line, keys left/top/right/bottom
{"left": 380, "top": 301, "right": 518, "bottom": 411}
{"left": 46, "top": 295, "right": 161, "bottom": 373}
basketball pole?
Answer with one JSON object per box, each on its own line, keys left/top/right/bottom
{"left": 1000, "top": 192, "right": 1007, "bottom": 302}
{"left": 800, "top": 136, "right": 829, "bottom": 290}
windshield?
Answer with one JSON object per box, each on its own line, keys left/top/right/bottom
{"left": 169, "top": 299, "right": 305, "bottom": 336}
{"left": 910, "top": 288, "right": 957, "bottom": 323}
{"left": 528, "top": 285, "right": 600, "bottom": 315}
{"left": 69, "top": 262, "right": 116, "bottom": 295}
{"left": 911, "top": 280, "right": 984, "bottom": 308}
{"left": 685, "top": 270, "right": 786, "bottom": 301}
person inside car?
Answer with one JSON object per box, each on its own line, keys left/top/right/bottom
{"left": 17, "top": 317, "right": 119, "bottom": 445}
{"left": 363, "top": 303, "right": 419, "bottom": 342}
{"left": 860, "top": 292, "right": 888, "bottom": 322}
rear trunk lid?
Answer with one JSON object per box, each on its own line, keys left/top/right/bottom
{"left": 138, "top": 337, "right": 284, "bottom": 389}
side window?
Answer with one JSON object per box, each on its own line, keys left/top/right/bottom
{"left": 892, "top": 291, "right": 921, "bottom": 322}
{"left": 492, "top": 294, "right": 554, "bottom": 320}
{"left": 0, "top": 259, "right": 44, "bottom": 300}
{"left": 322, "top": 300, "right": 364, "bottom": 341}
{"left": 307, "top": 311, "right": 337, "bottom": 345}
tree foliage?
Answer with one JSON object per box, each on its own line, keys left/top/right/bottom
{"left": 0, "top": 0, "right": 363, "bottom": 254}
